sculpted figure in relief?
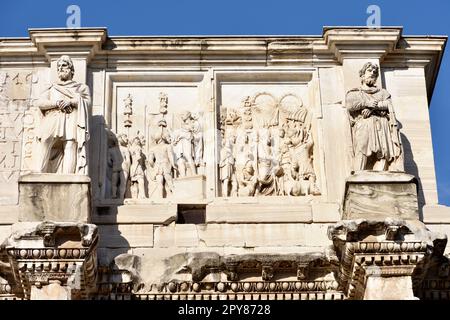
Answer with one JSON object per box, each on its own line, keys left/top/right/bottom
{"left": 129, "top": 135, "right": 146, "bottom": 199}
{"left": 219, "top": 137, "right": 236, "bottom": 197}
{"left": 191, "top": 113, "right": 204, "bottom": 173}
{"left": 220, "top": 93, "right": 320, "bottom": 197}
{"left": 237, "top": 161, "right": 258, "bottom": 197}
{"left": 107, "top": 131, "right": 122, "bottom": 198}
{"left": 147, "top": 119, "right": 176, "bottom": 198}
{"left": 172, "top": 111, "right": 204, "bottom": 177}
{"left": 255, "top": 128, "right": 276, "bottom": 196}
{"left": 275, "top": 128, "right": 291, "bottom": 195}
{"left": 35, "top": 55, "right": 90, "bottom": 174}
{"left": 346, "top": 62, "right": 404, "bottom": 172}
{"left": 107, "top": 131, "right": 131, "bottom": 199}
{"left": 172, "top": 111, "right": 195, "bottom": 177}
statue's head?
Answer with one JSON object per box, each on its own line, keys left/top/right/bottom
{"left": 117, "top": 134, "right": 128, "bottom": 146}
{"left": 57, "top": 55, "right": 74, "bottom": 81}
{"left": 244, "top": 161, "right": 254, "bottom": 174}
{"left": 131, "top": 136, "right": 142, "bottom": 147}
{"left": 359, "top": 62, "right": 379, "bottom": 86}
{"left": 180, "top": 111, "right": 192, "bottom": 123}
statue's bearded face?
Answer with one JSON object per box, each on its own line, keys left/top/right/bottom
{"left": 362, "top": 65, "right": 378, "bottom": 86}
{"left": 57, "top": 61, "right": 73, "bottom": 81}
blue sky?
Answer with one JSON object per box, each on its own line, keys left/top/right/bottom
{"left": 1, "top": 0, "right": 449, "bottom": 205}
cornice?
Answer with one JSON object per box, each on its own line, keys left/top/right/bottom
{"left": 0, "top": 27, "right": 445, "bottom": 100}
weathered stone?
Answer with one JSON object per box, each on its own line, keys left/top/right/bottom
{"left": 343, "top": 171, "right": 418, "bottom": 220}
{"left": 328, "top": 218, "right": 447, "bottom": 300}
{"left": 97, "top": 224, "right": 154, "bottom": 248}
{"left": 2, "top": 221, "right": 98, "bottom": 299}
{"left": 173, "top": 175, "right": 206, "bottom": 200}
{"left": 18, "top": 174, "right": 91, "bottom": 223}
{"left": 0, "top": 27, "right": 447, "bottom": 301}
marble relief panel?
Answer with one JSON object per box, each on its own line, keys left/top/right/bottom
{"left": 105, "top": 85, "right": 205, "bottom": 201}
{"left": 217, "top": 81, "right": 321, "bottom": 198}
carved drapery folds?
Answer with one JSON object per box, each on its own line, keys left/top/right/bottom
{"left": 219, "top": 92, "right": 320, "bottom": 197}
{"left": 35, "top": 55, "right": 91, "bottom": 175}
{"left": 345, "top": 62, "right": 404, "bottom": 173}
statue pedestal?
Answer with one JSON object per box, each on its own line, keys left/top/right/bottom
{"left": 18, "top": 174, "right": 91, "bottom": 223}
{"left": 173, "top": 175, "right": 206, "bottom": 201}
{"left": 342, "top": 171, "right": 418, "bottom": 220}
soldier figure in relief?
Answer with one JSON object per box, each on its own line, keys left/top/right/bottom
{"left": 172, "top": 111, "right": 197, "bottom": 177}
{"left": 129, "top": 135, "right": 146, "bottom": 199}
{"left": 346, "top": 62, "right": 403, "bottom": 172}
{"left": 35, "top": 55, "right": 90, "bottom": 174}
{"left": 147, "top": 120, "right": 176, "bottom": 198}
{"left": 219, "top": 137, "right": 235, "bottom": 197}
{"left": 107, "top": 131, "right": 131, "bottom": 199}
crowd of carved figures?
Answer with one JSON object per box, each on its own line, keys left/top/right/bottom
{"left": 106, "top": 91, "right": 320, "bottom": 199}
{"left": 107, "top": 92, "right": 204, "bottom": 199}
{"left": 219, "top": 93, "right": 320, "bottom": 197}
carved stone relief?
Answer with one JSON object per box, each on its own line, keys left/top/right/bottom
{"left": 219, "top": 92, "right": 320, "bottom": 197}
{"left": 107, "top": 89, "right": 204, "bottom": 200}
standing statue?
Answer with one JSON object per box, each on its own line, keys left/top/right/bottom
{"left": 346, "top": 62, "right": 404, "bottom": 172}
{"left": 117, "top": 134, "right": 132, "bottom": 199}
{"left": 35, "top": 55, "right": 91, "bottom": 174}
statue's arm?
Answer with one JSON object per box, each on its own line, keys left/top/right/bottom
{"left": 70, "top": 84, "right": 92, "bottom": 108}
{"left": 79, "top": 84, "right": 92, "bottom": 106}
{"left": 374, "top": 91, "right": 392, "bottom": 111}
{"left": 167, "top": 145, "right": 176, "bottom": 169}
{"left": 345, "top": 91, "right": 367, "bottom": 112}
{"left": 35, "top": 85, "right": 59, "bottom": 112}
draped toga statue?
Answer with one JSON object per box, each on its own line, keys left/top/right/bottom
{"left": 35, "top": 55, "right": 91, "bottom": 174}
{"left": 346, "top": 62, "right": 403, "bottom": 172}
